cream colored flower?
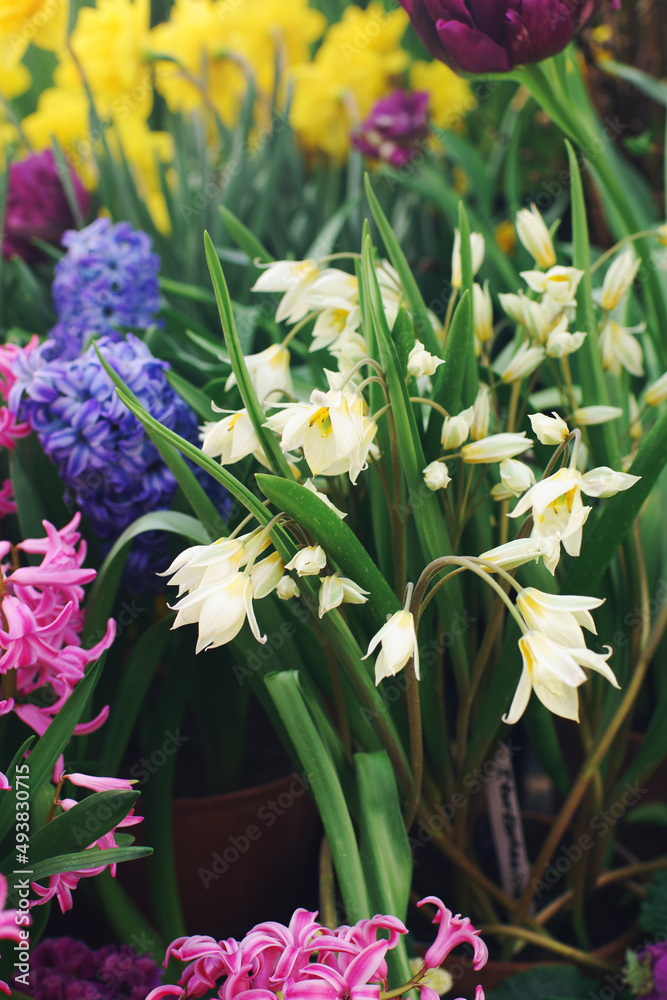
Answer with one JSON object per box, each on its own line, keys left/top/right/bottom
{"left": 249, "top": 551, "right": 285, "bottom": 599}
{"left": 600, "top": 250, "right": 640, "bottom": 312}
{"left": 470, "top": 385, "right": 490, "bottom": 441}
{"left": 423, "top": 461, "right": 451, "bottom": 491}
{"left": 546, "top": 329, "right": 586, "bottom": 358}
{"left": 573, "top": 406, "right": 624, "bottom": 426}
{"left": 363, "top": 609, "right": 420, "bottom": 685}
{"left": 285, "top": 545, "right": 327, "bottom": 577}
{"left": 480, "top": 537, "right": 543, "bottom": 570}
{"left": 503, "top": 631, "right": 611, "bottom": 725}
{"left": 303, "top": 479, "right": 347, "bottom": 519}
{"left": 461, "top": 432, "right": 532, "bottom": 465}
{"left": 452, "top": 229, "right": 485, "bottom": 289}
{"left": 251, "top": 259, "right": 321, "bottom": 324}
{"left": 441, "top": 406, "right": 473, "bottom": 450}
{"left": 407, "top": 340, "right": 445, "bottom": 378}
{"left": 599, "top": 319, "right": 644, "bottom": 378}
{"left": 521, "top": 266, "right": 584, "bottom": 306}
{"left": 646, "top": 371, "right": 667, "bottom": 406}
{"left": 277, "top": 576, "right": 300, "bottom": 601}
{"left": 473, "top": 281, "right": 493, "bottom": 351}
{"left": 200, "top": 408, "right": 264, "bottom": 466}
{"left": 498, "top": 459, "right": 535, "bottom": 497}
{"left": 500, "top": 342, "right": 545, "bottom": 383}
{"left": 226, "top": 344, "right": 294, "bottom": 402}
{"left": 170, "top": 572, "right": 266, "bottom": 653}
{"left": 516, "top": 204, "right": 556, "bottom": 270}
{"left": 158, "top": 538, "right": 245, "bottom": 596}
{"left": 318, "top": 574, "right": 369, "bottom": 618}
{"left": 529, "top": 412, "right": 569, "bottom": 446}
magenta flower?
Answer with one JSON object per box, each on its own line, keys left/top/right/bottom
{"left": 416, "top": 896, "right": 488, "bottom": 971}
{"left": 398, "top": 0, "right": 619, "bottom": 74}
{"left": 352, "top": 90, "right": 430, "bottom": 168}
{"left": 634, "top": 943, "right": 667, "bottom": 1000}
{"left": 284, "top": 940, "right": 390, "bottom": 1000}
{"left": 0, "top": 481, "right": 16, "bottom": 520}
{"left": 3, "top": 151, "right": 90, "bottom": 264}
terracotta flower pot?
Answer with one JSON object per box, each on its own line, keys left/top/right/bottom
{"left": 120, "top": 772, "right": 322, "bottom": 938}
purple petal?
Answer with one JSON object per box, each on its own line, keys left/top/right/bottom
{"left": 436, "top": 18, "right": 512, "bottom": 71}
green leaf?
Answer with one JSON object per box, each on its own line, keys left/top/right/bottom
{"left": 265, "top": 671, "right": 371, "bottom": 922}
{"left": 624, "top": 803, "right": 667, "bottom": 826}
{"left": 204, "top": 232, "right": 293, "bottom": 478}
{"left": 93, "top": 870, "right": 165, "bottom": 963}
{"left": 356, "top": 752, "right": 411, "bottom": 919}
{"left": 487, "top": 965, "right": 598, "bottom": 1000}
{"left": 255, "top": 474, "right": 400, "bottom": 625}
{"left": 601, "top": 60, "right": 667, "bottom": 107}
{"left": 82, "top": 511, "right": 212, "bottom": 647}
{"left": 0, "top": 659, "right": 106, "bottom": 844}
{"left": 564, "top": 404, "right": 667, "bottom": 597}
{"left": 219, "top": 204, "right": 274, "bottom": 264}
{"left": 640, "top": 871, "right": 667, "bottom": 936}
{"left": 167, "top": 370, "right": 217, "bottom": 421}
{"left": 100, "top": 617, "right": 172, "bottom": 775}
{"left": 432, "top": 289, "right": 472, "bottom": 420}
{"left": 24, "top": 790, "right": 140, "bottom": 868}
{"left": 565, "top": 140, "right": 616, "bottom": 468}
{"left": 6, "top": 846, "right": 151, "bottom": 900}
{"left": 363, "top": 173, "right": 440, "bottom": 355}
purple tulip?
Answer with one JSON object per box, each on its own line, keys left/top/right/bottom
{"left": 352, "top": 90, "right": 431, "bottom": 168}
{"left": 398, "top": 0, "right": 619, "bottom": 74}
{"left": 2, "top": 150, "right": 89, "bottom": 264}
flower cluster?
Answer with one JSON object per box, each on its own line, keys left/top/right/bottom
{"left": 2, "top": 150, "right": 89, "bottom": 264}
{"left": 13, "top": 936, "right": 162, "bottom": 1000}
{"left": 4, "top": 0, "right": 476, "bottom": 218}
{"left": 50, "top": 216, "right": 162, "bottom": 358}
{"left": 148, "top": 896, "right": 487, "bottom": 1000}
{"left": 0, "top": 512, "right": 115, "bottom": 738}
{"left": 12, "top": 334, "right": 203, "bottom": 586}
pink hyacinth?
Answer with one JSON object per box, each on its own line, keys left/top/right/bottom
{"left": 0, "top": 513, "right": 115, "bottom": 737}
{"left": 149, "top": 897, "right": 487, "bottom": 1000}
{"left": 30, "top": 770, "right": 143, "bottom": 913}
{"left": 416, "top": 897, "right": 488, "bottom": 972}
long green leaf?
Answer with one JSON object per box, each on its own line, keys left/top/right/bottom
{"left": 255, "top": 474, "right": 400, "bottom": 625}
{"left": 6, "top": 846, "right": 151, "bottom": 899}
{"left": 428, "top": 289, "right": 471, "bottom": 451}
{"left": 363, "top": 173, "right": 440, "bottom": 355}
{"left": 564, "top": 404, "right": 667, "bottom": 596}
{"left": 83, "top": 510, "right": 212, "bottom": 647}
{"left": 219, "top": 204, "right": 274, "bottom": 265}
{"left": 265, "top": 671, "right": 371, "bottom": 922}
{"left": 24, "top": 790, "right": 140, "bottom": 867}
{"left": 204, "top": 231, "right": 293, "bottom": 478}
{"left": 456, "top": 202, "right": 480, "bottom": 408}
{"left": 565, "top": 140, "right": 616, "bottom": 468}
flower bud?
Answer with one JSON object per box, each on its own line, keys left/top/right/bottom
{"left": 499, "top": 458, "right": 535, "bottom": 497}
{"left": 528, "top": 411, "right": 569, "bottom": 445}
{"left": 424, "top": 461, "right": 451, "bottom": 491}
{"left": 480, "top": 538, "right": 543, "bottom": 571}
{"left": 407, "top": 340, "right": 445, "bottom": 378}
{"left": 452, "top": 229, "right": 485, "bottom": 289}
{"left": 470, "top": 385, "right": 490, "bottom": 441}
{"left": 645, "top": 371, "right": 667, "bottom": 406}
{"left": 500, "top": 343, "right": 545, "bottom": 383}
{"left": 277, "top": 576, "right": 300, "bottom": 600}
{"left": 285, "top": 545, "right": 327, "bottom": 576}
{"left": 573, "top": 406, "right": 623, "bottom": 426}
{"left": 516, "top": 204, "right": 556, "bottom": 270}
{"left": 473, "top": 281, "right": 493, "bottom": 348}
{"left": 461, "top": 432, "right": 532, "bottom": 464}
{"left": 546, "top": 329, "right": 586, "bottom": 358}
{"left": 601, "top": 249, "right": 640, "bottom": 312}
{"left": 441, "top": 406, "right": 473, "bottom": 450}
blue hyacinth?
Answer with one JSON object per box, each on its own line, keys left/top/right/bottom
{"left": 17, "top": 334, "right": 225, "bottom": 589}
{"left": 50, "top": 217, "right": 162, "bottom": 359}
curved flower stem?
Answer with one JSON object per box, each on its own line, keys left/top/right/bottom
{"left": 408, "top": 396, "right": 450, "bottom": 420}
{"left": 589, "top": 229, "right": 663, "bottom": 274}
{"left": 413, "top": 556, "right": 526, "bottom": 636}
{"left": 478, "top": 925, "right": 618, "bottom": 974}
{"left": 510, "top": 597, "right": 667, "bottom": 928}
{"left": 403, "top": 656, "right": 423, "bottom": 830}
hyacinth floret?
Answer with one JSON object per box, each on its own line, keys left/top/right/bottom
{"left": 13, "top": 334, "right": 221, "bottom": 586}
{"left": 50, "top": 217, "right": 162, "bottom": 358}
